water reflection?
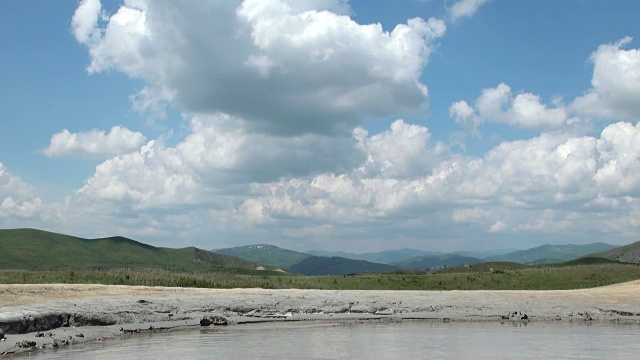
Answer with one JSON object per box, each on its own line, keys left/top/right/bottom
{"left": 34, "top": 321, "right": 640, "bottom": 359}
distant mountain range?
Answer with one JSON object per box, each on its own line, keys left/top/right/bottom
{"left": 307, "top": 248, "right": 519, "bottom": 264}
{"left": 0, "top": 228, "right": 279, "bottom": 274}
{"left": 307, "top": 243, "right": 619, "bottom": 269}
{"left": 0, "top": 228, "right": 630, "bottom": 278}
{"left": 214, "top": 245, "right": 396, "bottom": 275}
{"left": 305, "top": 248, "right": 442, "bottom": 264}
{"left": 215, "top": 242, "right": 622, "bottom": 273}
{"left": 485, "top": 243, "right": 618, "bottom": 264}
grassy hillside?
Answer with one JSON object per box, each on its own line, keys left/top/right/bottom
{"left": 587, "top": 241, "right": 640, "bottom": 264}
{"left": 391, "top": 254, "right": 484, "bottom": 270}
{"left": 485, "top": 243, "right": 617, "bottom": 264}
{"left": 435, "top": 262, "right": 529, "bottom": 274}
{"left": 289, "top": 256, "right": 397, "bottom": 276}
{"left": 214, "top": 244, "right": 311, "bottom": 269}
{"left": 0, "top": 229, "right": 278, "bottom": 274}
{"left": 306, "top": 248, "right": 442, "bottom": 264}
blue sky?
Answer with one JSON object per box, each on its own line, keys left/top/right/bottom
{"left": 1, "top": 0, "right": 639, "bottom": 252}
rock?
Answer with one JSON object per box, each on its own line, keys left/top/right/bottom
{"left": 75, "top": 333, "right": 85, "bottom": 338}
{"left": 16, "top": 340, "right": 37, "bottom": 348}
{"left": 53, "top": 338, "right": 70, "bottom": 347}
{"left": 200, "top": 316, "right": 229, "bottom": 326}
{"left": 350, "top": 304, "right": 375, "bottom": 313}
{"left": 375, "top": 308, "right": 395, "bottom": 315}
{"left": 0, "top": 329, "right": 4, "bottom": 339}
{"left": 521, "top": 314, "right": 528, "bottom": 320}
{"left": 35, "top": 332, "right": 45, "bottom": 337}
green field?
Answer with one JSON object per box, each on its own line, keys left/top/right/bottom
{"left": 2, "top": 262, "right": 640, "bottom": 290}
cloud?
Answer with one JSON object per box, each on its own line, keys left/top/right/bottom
{"left": 72, "top": 0, "right": 445, "bottom": 135}
{"left": 449, "top": 0, "right": 491, "bottom": 22}
{"left": 594, "top": 121, "right": 640, "bottom": 196}
{"left": 452, "top": 38, "right": 640, "bottom": 133}
{"left": 11, "top": 118, "right": 640, "bottom": 250}
{"left": 62, "top": 6, "right": 640, "bottom": 250}
{"left": 130, "top": 86, "right": 174, "bottom": 123}
{"left": 452, "top": 207, "right": 488, "bottom": 223}
{"left": 451, "top": 83, "right": 571, "bottom": 130}
{"left": 228, "top": 121, "right": 640, "bottom": 243}
{"left": 572, "top": 37, "right": 640, "bottom": 121}
{"left": 71, "top": 0, "right": 101, "bottom": 44}
{"left": 489, "top": 220, "right": 505, "bottom": 233}
{"left": 0, "top": 163, "right": 44, "bottom": 220}
{"left": 75, "top": 113, "right": 363, "bottom": 210}
{"left": 354, "top": 119, "right": 448, "bottom": 178}
{"left": 42, "top": 126, "right": 147, "bottom": 158}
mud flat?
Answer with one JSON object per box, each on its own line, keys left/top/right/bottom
{"left": 2, "top": 282, "right": 640, "bottom": 356}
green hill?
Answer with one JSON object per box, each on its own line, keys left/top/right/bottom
{"left": 215, "top": 244, "right": 399, "bottom": 275}
{"left": 551, "top": 257, "right": 618, "bottom": 266}
{"left": 485, "top": 243, "right": 617, "bottom": 264}
{"left": 305, "top": 248, "right": 443, "bottom": 264}
{"left": 288, "top": 256, "right": 397, "bottom": 276}
{"left": 214, "top": 244, "right": 311, "bottom": 269}
{"left": 0, "top": 228, "right": 277, "bottom": 274}
{"left": 391, "top": 254, "right": 484, "bottom": 270}
{"left": 587, "top": 241, "right": 640, "bottom": 264}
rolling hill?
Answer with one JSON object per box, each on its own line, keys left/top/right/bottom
{"left": 485, "top": 243, "right": 617, "bottom": 264}
{"left": 0, "top": 228, "right": 277, "bottom": 274}
{"left": 305, "top": 248, "right": 443, "bottom": 264}
{"left": 587, "top": 241, "right": 640, "bottom": 264}
{"left": 215, "top": 244, "right": 311, "bottom": 269}
{"left": 392, "top": 254, "right": 484, "bottom": 270}
{"left": 214, "top": 244, "right": 399, "bottom": 275}
{"left": 289, "top": 256, "right": 397, "bottom": 276}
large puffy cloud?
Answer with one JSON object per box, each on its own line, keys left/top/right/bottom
{"left": 61, "top": 2, "right": 640, "bottom": 249}
{"left": 76, "top": 113, "right": 362, "bottom": 210}
{"left": 594, "top": 121, "right": 640, "bottom": 196}
{"left": 450, "top": 83, "right": 571, "bottom": 130}
{"left": 42, "top": 126, "right": 147, "bottom": 158}
{"left": 13, "top": 119, "right": 640, "bottom": 249}
{"left": 72, "top": 0, "right": 445, "bottom": 135}
{"left": 572, "top": 37, "right": 640, "bottom": 121}
{"left": 230, "top": 121, "right": 640, "bottom": 245}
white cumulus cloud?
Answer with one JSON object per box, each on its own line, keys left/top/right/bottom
{"left": 452, "top": 83, "right": 570, "bottom": 130}
{"left": 72, "top": 0, "right": 445, "bottom": 134}
{"left": 572, "top": 37, "right": 640, "bottom": 121}
{"left": 42, "top": 126, "right": 147, "bottom": 158}
{"left": 0, "top": 163, "right": 44, "bottom": 220}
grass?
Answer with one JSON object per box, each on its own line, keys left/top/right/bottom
{"left": 0, "top": 228, "right": 275, "bottom": 273}
{"left": 2, "top": 263, "right": 640, "bottom": 290}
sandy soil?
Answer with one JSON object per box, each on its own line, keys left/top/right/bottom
{"left": 1, "top": 282, "right": 640, "bottom": 356}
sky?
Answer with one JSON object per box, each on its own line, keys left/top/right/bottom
{"left": 1, "top": 0, "right": 639, "bottom": 252}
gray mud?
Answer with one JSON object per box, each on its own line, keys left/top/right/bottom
{"left": 2, "top": 283, "right": 640, "bottom": 357}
